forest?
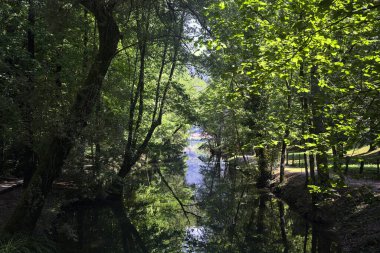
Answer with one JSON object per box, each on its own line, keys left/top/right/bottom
{"left": 0, "top": 0, "right": 379, "bottom": 252}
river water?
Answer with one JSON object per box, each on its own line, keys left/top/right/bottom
{"left": 52, "top": 127, "right": 342, "bottom": 253}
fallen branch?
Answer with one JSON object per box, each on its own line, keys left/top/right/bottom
{"left": 155, "top": 167, "right": 202, "bottom": 223}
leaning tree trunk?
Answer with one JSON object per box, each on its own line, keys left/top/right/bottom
{"left": 2, "top": 1, "right": 120, "bottom": 235}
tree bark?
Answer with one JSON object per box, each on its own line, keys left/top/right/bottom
{"left": 359, "top": 160, "right": 364, "bottom": 174}
{"left": 278, "top": 200, "right": 289, "bottom": 253}
{"left": 280, "top": 83, "right": 292, "bottom": 183}
{"left": 280, "top": 130, "right": 289, "bottom": 183}
{"left": 21, "top": 0, "right": 37, "bottom": 187}
{"left": 302, "top": 93, "right": 315, "bottom": 184}
{"left": 345, "top": 156, "right": 350, "bottom": 174}
{"left": 2, "top": 1, "right": 120, "bottom": 235}
{"left": 256, "top": 147, "right": 271, "bottom": 188}
{"left": 310, "top": 65, "right": 329, "bottom": 185}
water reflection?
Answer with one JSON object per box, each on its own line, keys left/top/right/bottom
{"left": 52, "top": 199, "right": 147, "bottom": 253}
{"left": 52, "top": 127, "right": 342, "bottom": 252}
{"left": 184, "top": 128, "right": 342, "bottom": 253}
{"left": 185, "top": 127, "right": 206, "bottom": 185}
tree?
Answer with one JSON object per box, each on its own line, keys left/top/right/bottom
{"left": 3, "top": 0, "right": 120, "bottom": 235}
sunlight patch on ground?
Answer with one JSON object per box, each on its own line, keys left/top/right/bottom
{"left": 346, "top": 146, "right": 380, "bottom": 157}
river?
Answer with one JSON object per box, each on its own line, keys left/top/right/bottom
{"left": 52, "top": 127, "right": 342, "bottom": 252}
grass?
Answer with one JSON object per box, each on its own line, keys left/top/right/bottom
{"left": 287, "top": 146, "right": 380, "bottom": 158}
{"left": 346, "top": 146, "right": 380, "bottom": 157}
{"left": 285, "top": 160, "right": 380, "bottom": 179}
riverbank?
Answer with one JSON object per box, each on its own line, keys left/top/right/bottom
{"left": 272, "top": 171, "right": 380, "bottom": 252}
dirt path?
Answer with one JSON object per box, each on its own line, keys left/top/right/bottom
{"left": 278, "top": 167, "right": 380, "bottom": 193}
{"left": 0, "top": 177, "right": 23, "bottom": 194}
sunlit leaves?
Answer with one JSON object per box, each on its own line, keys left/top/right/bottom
{"left": 200, "top": 0, "right": 379, "bottom": 158}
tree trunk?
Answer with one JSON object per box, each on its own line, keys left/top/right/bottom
{"left": 256, "top": 195, "right": 266, "bottom": 233}
{"left": 21, "top": 0, "right": 37, "bottom": 187}
{"left": 303, "top": 223, "right": 309, "bottom": 253}
{"left": 256, "top": 147, "right": 271, "bottom": 188}
{"left": 304, "top": 152, "right": 309, "bottom": 186}
{"left": 302, "top": 93, "right": 315, "bottom": 184}
{"left": 311, "top": 223, "right": 317, "bottom": 253}
{"left": 310, "top": 65, "right": 329, "bottom": 185}
{"left": 115, "top": 9, "right": 184, "bottom": 181}
{"left": 332, "top": 146, "right": 338, "bottom": 172}
{"left": 277, "top": 200, "right": 289, "bottom": 253}
{"left": 2, "top": 1, "right": 120, "bottom": 235}
{"left": 286, "top": 151, "right": 289, "bottom": 165}
{"left": 345, "top": 156, "right": 350, "bottom": 174}
{"left": 298, "top": 152, "right": 301, "bottom": 167}
{"left": 359, "top": 160, "right": 364, "bottom": 174}
{"left": 280, "top": 84, "right": 291, "bottom": 183}
{"left": 309, "top": 153, "right": 316, "bottom": 184}
{"left": 279, "top": 130, "right": 289, "bottom": 183}
{"left": 292, "top": 152, "right": 295, "bottom": 165}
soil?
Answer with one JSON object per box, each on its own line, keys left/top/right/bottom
{"left": 272, "top": 171, "right": 380, "bottom": 253}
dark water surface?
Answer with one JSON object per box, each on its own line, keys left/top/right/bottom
{"left": 53, "top": 127, "right": 342, "bottom": 253}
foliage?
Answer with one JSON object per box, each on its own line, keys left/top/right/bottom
{"left": 0, "top": 236, "right": 57, "bottom": 253}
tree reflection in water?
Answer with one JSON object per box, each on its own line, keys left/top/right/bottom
{"left": 52, "top": 198, "right": 148, "bottom": 253}
{"left": 52, "top": 140, "right": 342, "bottom": 252}
{"left": 184, "top": 154, "right": 342, "bottom": 253}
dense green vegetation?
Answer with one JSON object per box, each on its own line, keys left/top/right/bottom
{"left": 0, "top": 0, "right": 379, "bottom": 252}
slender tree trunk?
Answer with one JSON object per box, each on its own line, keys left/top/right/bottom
{"left": 345, "top": 156, "right": 350, "bottom": 174}
{"left": 0, "top": 132, "right": 4, "bottom": 173}
{"left": 303, "top": 223, "right": 309, "bottom": 253}
{"left": 21, "top": 0, "right": 37, "bottom": 188}
{"left": 280, "top": 85, "right": 291, "bottom": 183}
{"left": 116, "top": 10, "right": 184, "bottom": 180}
{"left": 277, "top": 200, "right": 289, "bottom": 253}
{"left": 332, "top": 146, "right": 338, "bottom": 172}
{"left": 298, "top": 152, "right": 301, "bottom": 167}
{"left": 2, "top": 2, "right": 120, "bottom": 235}
{"left": 310, "top": 65, "right": 329, "bottom": 185}
{"left": 256, "top": 147, "right": 271, "bottom": 188}
{"left": 309, "top": 153, "right": 316, "bottom": 184}
{"left": 302, "top": 94, "right": 315, "bottom": 184}
{"left": 256, "top": 195, "right": 266, "bottom": 233}
{"left": 292, "top": 152, "right": 295, "bottom": 165}
{"left": 280, "top": 130, "right": 289, "bottom": 183}
{"left": 311, "top": 224, "right": 317, "bottom": 253}
{"left": 359, "top": 160, "right": 364, "bottom": 174}
{"left": 304, "top": 152, "right": 309, "bottom": 186}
